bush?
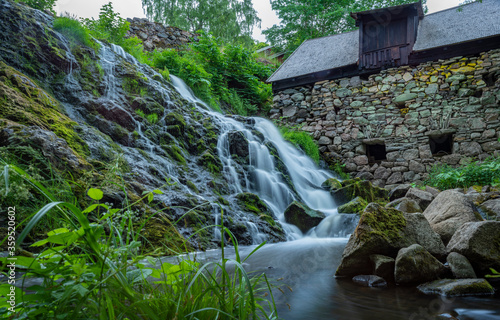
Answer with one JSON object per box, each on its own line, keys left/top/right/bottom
{"left": 53, "top": 17, "right": 96, "bottom": 50}
{"left": 280, "top": 127, "right": 320, "bottom": 164}
{"left": 16, "top": 0, "right": 56, "bottom": 12}
{"left": 425, "top": 157, "right": 500, "bottom": 190}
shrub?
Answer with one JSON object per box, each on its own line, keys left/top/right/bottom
{"left": 53, "top": 17, "right": 96, "bottom": 49}
{"left": 280, "top": 127, "right": 320, "bottom": 164}
{"left": 16, "top": 0, "right": 56, "bottom": 12}
{"left": 425, "top": 157, "right": 500, "bottom": 190}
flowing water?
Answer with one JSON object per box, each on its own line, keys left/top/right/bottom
{"left": 55, "top": 42, "right": 500, "bottom": 319}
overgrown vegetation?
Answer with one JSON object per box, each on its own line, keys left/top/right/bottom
{"left": 279, "top": 126, "right": 320, "bottom": 164}
{"left": 424, "top": 157, "right": 500, "bottom": 190}
{"left": 0, "top": 163, "right": 279, "bottom": 319}
{"left": 15, "top": 0, "right": 56, "bottom": 12}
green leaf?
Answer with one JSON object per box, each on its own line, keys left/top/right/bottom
{"left": 87, "top": 188, "right": 103, "bottom": 201}
{"left": 152, "top": 189, "right": 163, "bottom": 194}
{"left": 147, "top": 192, "right": 154, "bottom": 203}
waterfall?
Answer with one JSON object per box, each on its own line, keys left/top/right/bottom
{"left": 60, "top": 40, "right": 352, "bottom": 243}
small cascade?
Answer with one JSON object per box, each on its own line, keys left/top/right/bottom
{"left": 168, "top": 75, "right": 347, "bottom": 240}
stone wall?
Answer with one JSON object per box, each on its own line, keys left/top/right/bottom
{"left": 126, "top": 18, "right": 198, "bottom": 51}
{"left": 271, "top": 49, "right": 500, "bottom": 188}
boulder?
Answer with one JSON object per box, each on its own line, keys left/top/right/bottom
{"left": 423, "top": 190, "right": 481, "bottom": 244}
{"left": 321, "top": 178, "right": 342, "bottom": 190}
{"left": 328, "top": 178, "right": 388, "bottom": 206}
{"left": 446, "top": 252, "right": 477, "bottom": 279}
{"left": 335, "top": 204, "right": 445, "bottom": 277}
{"left": 337, "top": 197, "right": 368, "bottom": 214}
{"left": 352, "top": 275, "right": 387, "bottom": 287}
{"left": 370, "top": 254, "right": 395, "bottom": 281}
{"left": 405, "top": 188, "right": 434, "bottom": 210}
{"left": 227, "top": 131, "right": 249, "bottom": 159}
{"left": 478, "top": 198, "right": 500, "bottom": 221}
{"left": 386, "top": 198, "right": 422, "bottom": 213}
{"left": 403, "top": 213, "right": 446, "bottom": 258}
{"left": 417, "top": 279, "right": 494, "bottom": 297}
{"left": 283, "top": 201, "right": 325, "bottom": 233}
{"left": 388, "top": 184, "right": 412, "bottom": 201}
{"left": 394, "top": 244, "right": 446, "bottom": 285}
{"left": 447, "top": 221, "right": 500, "bottom": 276}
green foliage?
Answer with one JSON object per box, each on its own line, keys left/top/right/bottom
{"left": 146, "top": 113, "right": 159, "bottom": 124}
{"left": 53, "top": 17, "right": 96, "bottom": 50}
{"left": 264, "top": 0, "right": 427, "bottom": 54}
{"left": 280, "top": 127, "right": 320, "bottom": 164}
{"left": 425, "top": 157, "right": 500, "bottom": 190}
{"left": 485, "top": 268, "right": 500, "bottom": 278}
{"left": 330, "top": 161, "right": 349, "bottom": 179}
{"left": 16, "top": 0, "right": 56, "bottom": 12}
{"left": 147, "top": 33, "right": 274, "bottom": 115}
{"left": 141, "top": 0, "right": 261, "bottom": 44}
{"left": 0, "top": 165, "right": 279, "bottom": 319}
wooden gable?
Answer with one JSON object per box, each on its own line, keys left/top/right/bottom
{"left": 352, "top": 2, "right": 424, "bottom": 71}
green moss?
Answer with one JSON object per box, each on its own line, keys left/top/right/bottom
{"left": 198, "top": 151, "right": 222, "bottom": 175}
{"left": 337, "top": 196, "right": 368, "bottom": 214}
{"left": 236, "top": 192, "right": 277, "bottom": 226}
{"left": 280, "top": 126, "right": 320, "bottom": 164}
{"left": 322, "top": 178, "right": 342, "bottom": 190}
{"left": 186, "top": 180, "right": 199, "bottom": 193}
{"left": 333, "top": 178, "right": 389, "bottom": 204}
{"left": 161, "top": 144, "right": 186, "bottom": 165}
{"left": 142, "top": 217, "right": 190, "bottom": 254}
{"left": 217, "top": 196, "right": 230, "bottom": 206}
{"left": 0, "top": 62, "right": 89, "bottom": 157}
{"left": 359, "top": 203, "right": 406, "bottom": 243}
{"left": 165, "top": 112, "right": 186, "bottom": 128}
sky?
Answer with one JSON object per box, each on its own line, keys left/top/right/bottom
{"left": 55, "top": 0, "right": 465, "bottom": 42}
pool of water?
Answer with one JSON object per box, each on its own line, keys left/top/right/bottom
{"left": 233, "top": 238, "right": 500, "bottom": 320}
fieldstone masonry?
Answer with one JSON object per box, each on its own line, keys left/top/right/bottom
{"left": 126, "top": 18, "right": 199, "bottom": 51}
{"left": 271, "top": 49, "right": 500, "bottom": 187}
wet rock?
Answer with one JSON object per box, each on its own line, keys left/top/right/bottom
{"left": 370, "top": 254, "right": 395, "bottom": 281}
{"left": 322, "top": 178, "right": 342, "bottom": 190}
{"left": 335, "top": 204, "right": 445, "bottom": 277}
{"left": 329, "top": 178, "right": 388, "bottom": 206}
{"left": 417, "top": 279, "right": 494, "bottom": 297}
{"left": 447, "top": 252, "right": 477, "bottom": 279}
{"left": 423, "top": 190, "right": 481, "bottom": 244}
{"left": 337, "top": 196, "right": 368, "bottom": 214}
{"left": 227, "top": 131, "right": 249, "bottom": 159}
{"left": 394, "top": 244, "right": 446, "bottom": 285}
{"left": 406, "top": 188, "right": 434, "bottom": 211}
{"left": 352, "top": 275, "right": 387, "bottom": 287}
{"left": 478, "top": 198, "right": 500, "bottom": 220}
{"left": 447, "top": 221, "right": 500, "bottom": 276}
{"left": 388, "top": 184, "right": 412, "bottom": 201}
{"left": 284, "top": 201, "right": 325, "bottom": 233}
{"left": 386, "top": 198, "right": 422, "bottom": 213}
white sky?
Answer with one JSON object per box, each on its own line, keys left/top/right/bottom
{"left": 56, "top": 0, "right": 464, "bottom": 42}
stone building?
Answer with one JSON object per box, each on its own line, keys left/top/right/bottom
{"left": 268, "top": 0, "right": 500, "bottom": 188}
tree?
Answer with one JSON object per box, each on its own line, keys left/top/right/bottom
{"left": 141, "top": 0, "right": 260, "bottom": 44}
{"left": 264, "top": 0, "right": 427, "bottom": 55}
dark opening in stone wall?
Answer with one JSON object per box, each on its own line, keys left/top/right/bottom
{"left": 366, "top": 144, "right": 387, "bottom": 163}
{"left": 429, "top": 134, "right": 453, "bottom": 155}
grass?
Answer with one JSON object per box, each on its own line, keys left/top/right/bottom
{"left": 0, "top": 163, "right": 279, "bottom": 319}
{"left": 53, "top": 17, "right": 98, "bottom": 51}
{"left": 424, "top": 157, "right": 500, "bottom": 190}
{"left": 280, "top": 126, "right": 320, "bottom": 164}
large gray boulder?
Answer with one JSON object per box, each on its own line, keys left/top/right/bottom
{"left": 406, "top": 188, "right": 434, "bottom": 210}
{"left": 394, "top": 244, "right": 446, "bottom": 285}
{"left": 446, "top": 252, "right": 477, "bottom": 279}
{"left": 335, "top": 204, "right": 446, "bottom": 277}
{"left": 283, "top": 201, "right": 325, "bottom": 233}
{"left": 388, "top": 184, "right": 412, "bottom": 201}
{"left": 423, "top": 190, "right": 481, "bottom": 244}
{"left": 386, "top": 198, "right": 422, "bottom": 213}
{"left": 417, "top": 279, "right": 494, "bottom": 297}
{"left": 370, "top": 254, "right": 395, "bottom": 281}
{"left": 447, "top": 221, "right": 500, "bottom": 276}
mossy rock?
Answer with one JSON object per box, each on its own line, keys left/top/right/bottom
{"left": 131, "top": 97, "right": 163, "bottom": 115}
{"left": 331, "top": 178, "right": 388, "bottom": 205}
{"left": 417, "top": 279, "right": 494, "bottom": 297}
{"left": 322, "top": 178, "right": 342, "bottom": 190}
{"left": 236, "top": 192, "right": 278, "bottom": 227}
{"left": 142, "top": 217, "right": 191, "bottom": 254}
{"left": 161, "top": 144, "right": 186, "bottom": 165}
{"left": 186, "top": 180, "right": 199, "bottom": 193}
{"left": 0, "top": 62, "right": 89, "bottom": 157}
{"left": 284, "top": 201, "right": 325, "bottom": 233}
{"left": 338, "top": 196, "right": 368, "bottom": 214}
{"left": 198, "top": 151, "right": 222, "bottom": 175}
{"left": 359, "top": 202, "right": 406, "bottom": 243}
{"left": 165, "top": 112, "right": 186, "bottom": 128}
